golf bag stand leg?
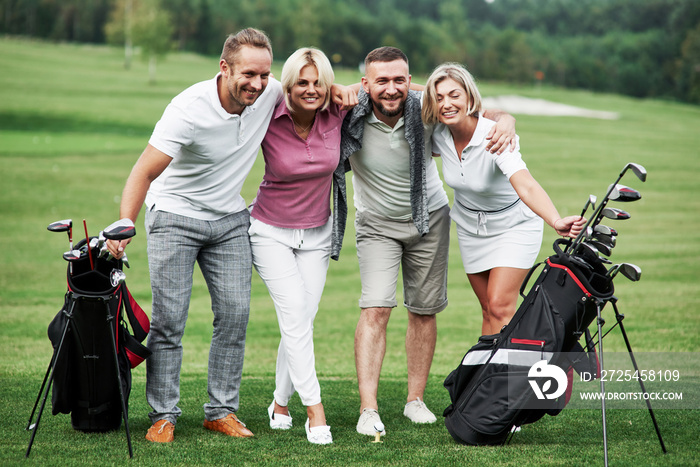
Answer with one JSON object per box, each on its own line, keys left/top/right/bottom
{"left": 103, "top": 296, "right": 133, "bottom": 458}
{"left": 595, "top": 299, "right": 609, "bottom": 467}
{"left": 611, "top": 301, "right": 667, "bottom": 454}
{"left": 25, "top": 301, "right": 76, "bottom": 458}
{"left": 26, "top": 348, "right": 58, "bottom": 431}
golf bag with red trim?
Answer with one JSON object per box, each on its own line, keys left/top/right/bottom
{"left": 49, "top": 238, "right": 150, "bottom": 431}
{"left": 27, "top": 236, "right": 150, "bottom": 456}
{"left": 443, "top": 239, "right": 613, "bottom": 446}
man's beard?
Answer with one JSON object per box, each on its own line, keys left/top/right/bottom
{"left": 371, "top": 95, "right": 405, "bottom": 117}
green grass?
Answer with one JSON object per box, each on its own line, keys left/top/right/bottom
{"left": 1, "top": 38, "right": 699, "bottom": 465}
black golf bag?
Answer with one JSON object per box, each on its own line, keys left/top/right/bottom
{"left": 27, "top": 236, "right": 150, "bottom": 456}
{"left": 443, "top": 239, "right": 613, "bottom": 446}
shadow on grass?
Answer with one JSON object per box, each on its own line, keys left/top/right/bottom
{"left": 0, "top": 111, "right": 152, "bottom": 137}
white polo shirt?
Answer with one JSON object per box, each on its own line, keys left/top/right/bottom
{"left": 147, "top": 74, "right": 283, "bottom": 220}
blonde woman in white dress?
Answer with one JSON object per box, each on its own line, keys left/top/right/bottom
{"left": 422, "top": 63, "right": 585, "bottom": 336}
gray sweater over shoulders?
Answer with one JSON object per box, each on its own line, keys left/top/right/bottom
{"left": 330, "top": 89, "right": 428, "bottom": 260}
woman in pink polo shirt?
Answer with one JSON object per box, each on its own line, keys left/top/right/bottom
{"left": 248, "top": 48, "right": 351, "bottom": 445}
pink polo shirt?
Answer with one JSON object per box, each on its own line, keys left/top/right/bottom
{"left": 250, "top": 101, "right": 348, "bottom": 229}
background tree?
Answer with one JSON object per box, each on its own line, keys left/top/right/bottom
{"left": 105, "top": 0, "right": 174, "bottom": 83}
{"left": 132, "top": 0, "right": 173, "bottom": 84}
{"left": 677, "top": 22, "right": 700, "bottom": 103}
{"left": 104, "top": 0, "right": 133, "bottom": 69}
{"left": 4, "top": 0, "right": 700, "bottom": 103}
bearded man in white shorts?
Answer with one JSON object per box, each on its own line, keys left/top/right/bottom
{"left": 335, "top": 47, "right": 516, "bottom": 436}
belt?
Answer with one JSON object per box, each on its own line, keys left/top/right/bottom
{"left": 456, "top": 198, "right": 521, "bottom": 235}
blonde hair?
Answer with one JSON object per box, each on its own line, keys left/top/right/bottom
{"left": 422, "top": 63, "right": 483, "bottom": 125}
{"left": 281, "top": 47, "right": 335, "bottom": 112}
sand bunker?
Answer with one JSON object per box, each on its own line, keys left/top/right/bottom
{"left": 482, "top": 95, "right": 619, "bottom": 120}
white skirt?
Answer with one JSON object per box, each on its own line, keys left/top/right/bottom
{"left": 452, "top": 201, "right": 543, "bottom": 274}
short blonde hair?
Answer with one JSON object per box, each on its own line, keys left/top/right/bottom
{"left": 281, "top": 48, "right": 335, "bottom": 112}
{"left": 422, "top": 63, "right": 483, "bottom": 125}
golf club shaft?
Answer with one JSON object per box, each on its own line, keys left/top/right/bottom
{"left": 83, "top": 219, "right": 94, "bottom": 270}
{"left": 567, "top": 166, "right": 631, "bottom": 253}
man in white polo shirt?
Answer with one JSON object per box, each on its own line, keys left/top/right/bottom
{"left": 109, "top": 28, "right": 357, "bottom": 443}
{"left": 107, "top": 28, "right": 281, "bottom": 443}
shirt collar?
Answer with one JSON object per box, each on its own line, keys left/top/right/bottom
{"left": 211, "top": 72, "right": 256, "bottom": 119}
{"left": 273, "top": 100, "right": 292, "bottom": 120}
{"left": 469, "top": 113, "right": 492, "bottom": 147}
{"left": 366, "top": 111, "right": 405, "bottom": 130}
{"left": 437, "top": 113, "right": 490, "bottom": 148}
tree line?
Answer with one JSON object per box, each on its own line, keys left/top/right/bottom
{"left": 3, "top": 0, "right": 700, "bottom": 103}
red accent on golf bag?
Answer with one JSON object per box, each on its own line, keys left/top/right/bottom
{"left": 443, "top": 240, "right": 611, "bottom": 446}
{"left": 118, "top": 285, "right": 150, "bottom": 368}
{"left": 47, "top": 238, "right": 151, "bottom": 432}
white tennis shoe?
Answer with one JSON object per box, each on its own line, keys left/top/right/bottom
{"left": 403, "top": 398, "right": 437, "bottom": 424}
{"left": 356, "top": 408, "right": 386, "bottom": 436}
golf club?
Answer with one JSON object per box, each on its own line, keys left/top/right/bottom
{"left": 593, "top": 233, "right": 616, "bottom": 247}
{"left": 589, "top": 240, "right": 612, "bottom": 257}
{"left": 608, "top": 184, "right": 642, "bottom": 202}
{"left": 580, "top": 194, "right": 597, "bottom": 218}
{"left": 47, "top": 219, "right": 73, "bottom": 250}
{"left": 62, "top": 250, "right": 82, "bottom": 262}
{"left": 598, "top": 207, "right": 631, "bottom": 222}
{"left": 103, "top": 250, "right": 130, "bottom": 268}
{"left": 48, "top": 219, "right": 74, "bottom": 273}
{"left": 574, "top": 241, "right": 600, "bottom": 264}
{"left": 99, "top": 244, "right": 109, "bottom": 259}
{"left": 96, "top": 231, "right": 106, "bottom": 252}
{"left": 110, "top": 269, "right": 127, "bottom": 287}
{"left": 103, "top": 218, "right": 136, "bottom": 241}
{"left": 594, "top": 225, "right": 618, "bottom": 237}
{"left": 101, "top": 219, "right": 135, "bottom": 267}
{"left": 622, "top": 162, "right": 647, "bottom": 183}
{"left": 564, "top": 195, "right": 597, "bottom": 251}
{"left": 574, "top": 241, "right": 612, "bottom": 265}
{"left": 606, "top": 263, "right": 642, "bottom": 282}
{"left": 566, "top": 162, "right": 646, "bottom": 254}
{"left": 569, "top": 254, "right": 595, "bottom": 272}
{"left": 619, "top": 263, "right": 642, "bottom": 282}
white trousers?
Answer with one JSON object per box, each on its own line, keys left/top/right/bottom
{"left": 249, "top": 216, "right": 332, "bottom": 407}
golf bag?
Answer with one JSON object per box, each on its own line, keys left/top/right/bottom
{"left": 443, "top": 239, "right": 613, "bottom": 446}
{"left": 27, "top": 236, "right": 150, "bottom": 456}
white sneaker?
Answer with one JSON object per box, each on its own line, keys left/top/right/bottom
{"left": 403, "top": 398, "right": 437, "bottom": 424}
{"left": 268, "top": 401, "right": 293, "bottom": 430}
{"left": 305, "top": 418, "right": 332, "bottom": 445}
{"left": 356, "top": 408, "right": 386, "bottom": 436}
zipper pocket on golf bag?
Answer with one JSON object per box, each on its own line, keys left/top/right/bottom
{"left": 510, "top": 338, "right": 545, "bottom": 347}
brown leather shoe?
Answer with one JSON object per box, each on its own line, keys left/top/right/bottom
{"left": 203, "top": 413, "right": 254, "bottom": 438}
{"left": 145, "top": 419, "right": 175, "bottom": 443}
